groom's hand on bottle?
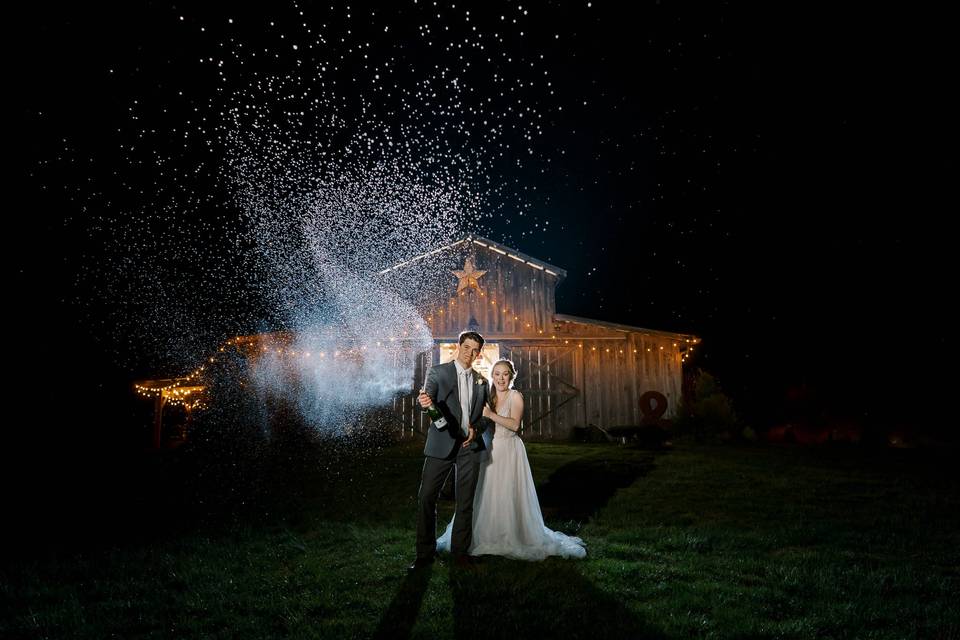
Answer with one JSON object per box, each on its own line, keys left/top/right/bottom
{"left": 462, "top": 425, "right": 477, "bottom": 448}
{"left": 418, "top": 391, "right": 432, "bottom": 408}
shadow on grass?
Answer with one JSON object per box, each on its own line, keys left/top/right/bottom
{"left": 447, "top": 558, "right": 666, "bottom": 640}
{"left": 372, "top": 448, "right": 664, "bottom": 638}
{"left": 372, "top": 565, "right": 434, "bottom": 640}
{"left": 537, "top": 450, "right": 657, "bottom": 523}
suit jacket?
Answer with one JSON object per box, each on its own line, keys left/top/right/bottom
{"left": 421, "top": 360, "right": 492, "bottom": 458}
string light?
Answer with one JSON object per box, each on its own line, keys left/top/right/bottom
{"left": 136, "top": 317, "right": 700, "bottom": 419}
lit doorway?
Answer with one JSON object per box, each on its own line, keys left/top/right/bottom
{"left": 439, "top": 342, "right": 500, "bottom": 380}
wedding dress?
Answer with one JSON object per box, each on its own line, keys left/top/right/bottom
{"left": 437, "top": 390, "right": 587, "bottom": 560}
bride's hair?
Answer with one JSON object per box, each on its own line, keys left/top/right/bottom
{"left": 488, "top": 359, "right": 517, "bottom": 413}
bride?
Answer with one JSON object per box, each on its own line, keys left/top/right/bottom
{"left": 437, "top": 359, "right": 586, "bottom": 560}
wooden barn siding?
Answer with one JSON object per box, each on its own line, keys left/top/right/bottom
{"left": 501, "top": 334, "right": 682, "bottom": 439}
{"left": 500, "top": 343, "right": 580, "bottom": 440}
{"left": 426, "top": 247, "right": 560, "bottom": 338}
{"left": 630, "top": 333, "right": 684, "bottom": 417}
{"left": 526, "top": 333, "right": 683, "bottom": 437}
{"left": 393, "top": 332, "right": 686, "bottom": 441}
{"left": 382, "top": 242, "right": 689, "bottom": 440}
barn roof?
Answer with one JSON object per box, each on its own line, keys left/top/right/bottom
{"left": 377, "top": 234, "right": 567, "bottom": 282}
{"left": 554, "top": 313, "right": 699, "bottom": 342}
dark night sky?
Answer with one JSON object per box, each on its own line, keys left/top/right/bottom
{"left": 12, "top": 2, "right": 953, "bottom": 436}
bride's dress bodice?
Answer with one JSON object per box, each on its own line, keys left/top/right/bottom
{"left": 492, "top": 390, "right": 518, "bottom": 439}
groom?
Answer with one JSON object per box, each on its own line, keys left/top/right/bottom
{"left": 409, "top": 330, "right": 492, "bottom": 571}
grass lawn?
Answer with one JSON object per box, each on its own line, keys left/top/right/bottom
{"left": 2, "top": 438, "right": 958, "bottom": 639}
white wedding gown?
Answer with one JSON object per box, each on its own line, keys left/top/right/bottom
{"left": 437, "top": 390, "right": 587, "bottom": 560}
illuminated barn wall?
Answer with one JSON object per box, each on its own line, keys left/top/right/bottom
{"left": 383, "top": 236, "right": 698, "bottom": 440}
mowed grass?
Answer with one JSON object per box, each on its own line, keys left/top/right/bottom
{"left": 2, "top": 438, "right": 958, "bottom": 639}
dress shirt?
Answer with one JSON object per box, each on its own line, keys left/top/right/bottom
{"left": 453, "top": 360, "right": 473, "bottom": 436}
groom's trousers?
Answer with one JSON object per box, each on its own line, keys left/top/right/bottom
{"left": 416, "top": 444, "right": 480, "bottom": 559}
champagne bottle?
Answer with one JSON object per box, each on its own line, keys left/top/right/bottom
{"left": 426, "top": 403, "right": 447, "bottom": 429}
{"left": 422, "top": 388, "right": 447, "bottom": 429}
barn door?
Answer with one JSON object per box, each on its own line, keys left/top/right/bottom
{"left": 501, "top": 345, "right": 580, "bottom": 438}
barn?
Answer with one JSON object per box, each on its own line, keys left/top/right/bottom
{"left": 379, "top": 235, "right": 699, "bottom": 441}
{"left": 136, "top": 234, "right": 699, "bottom": 446}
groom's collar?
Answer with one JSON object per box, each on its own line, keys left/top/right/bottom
{"left": 453, "top": 360, "right": 472, "bottom": 377}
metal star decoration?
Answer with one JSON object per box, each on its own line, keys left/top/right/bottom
{"left": 452, "top": 258, "right": 487, "bottom": 294}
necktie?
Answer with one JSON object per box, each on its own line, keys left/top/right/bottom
{"left": 460, "top": 368, "right": 471, "bottom": 436}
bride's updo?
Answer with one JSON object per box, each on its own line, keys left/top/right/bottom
{"left": 488, "top": 358, "right": 517, "bottom": 413}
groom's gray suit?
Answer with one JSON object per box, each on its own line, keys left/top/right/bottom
{"left": 416, "top": 360, "right": 492, "bottom": 559}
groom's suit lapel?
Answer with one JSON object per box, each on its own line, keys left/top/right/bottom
{"left": 468, "top": 370, "right": 484, "bottom": 419}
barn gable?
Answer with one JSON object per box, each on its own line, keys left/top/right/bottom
{"left": 378, "top": 235, "right": 568, "bottom": 339}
